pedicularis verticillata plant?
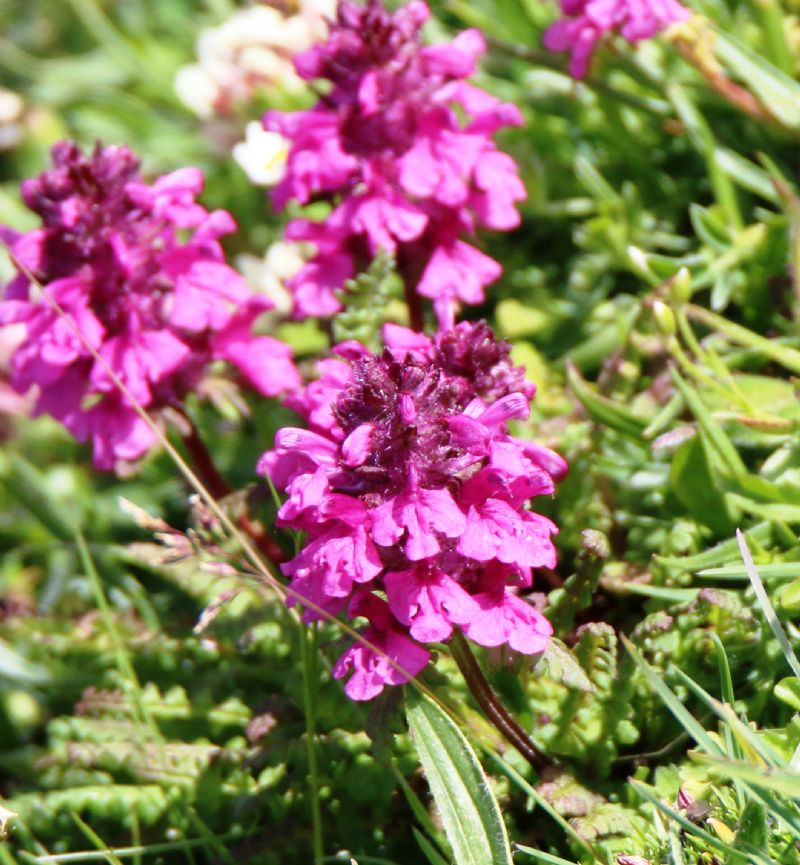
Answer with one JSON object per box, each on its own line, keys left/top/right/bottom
{"left": 0, "top": 142, "right": 299, "bottom": 469}
{"left": 261, "top": 321, "right": 566, "bottom": 699}
{"left": 264, "top": 0, "right": 526, "bottom": 327}
{"left": 9, "top": 0, "right": 800, "bottom": 861}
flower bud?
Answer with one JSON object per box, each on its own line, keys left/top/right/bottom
{"left": 652, "top": 300, "right": 677, "bottom": 337}
{"left": 671, "top": 267, "right": 692, "bottom": 305}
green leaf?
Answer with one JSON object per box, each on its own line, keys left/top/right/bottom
{"left": 0, "top": 454, "right": 77, "bottom": 542}
{"left": 514, "top": 846, "right": 580, "bottom": 865}
{"left": 774, "top": 677, "right": 800, "bottom": 712}
{"left": 713, "top": 29, "right": 800, "bottom": 129}
{"left": 630, "top": 781, "right": 773, "bottom": 865}
{"left": 669, "top": 437, "right": 734, "bottom": 534}
{"left": 714, "top": 148, "right": 780, "bottom": 203}
{"left": 725, "top": 493, "right": 800, "bottom": 524}
{"left": 566, "top": 363, "right": 647, "bottom": 439}
{"left": 693, "top": 753, "right": 800, "bottom": 800}
{"left": 669, "top": 368, "right": 747, "bottom": 477}
{"left": 697, "top": 562, "right": 800, "bottom": 580}
{"left": 689, "top": 203, "right": 732, "bottom": 251}
{"left": 405, "top": 689, "right": 513, "bottom": 865}
{"left": 733, "top": 800, "right": 768, "bottom": 859}
{"left": 413, "top": 828, "right": 451, "bottom": 865}
{"left": 656, "top": 522, "right": 773, "bottom": 569}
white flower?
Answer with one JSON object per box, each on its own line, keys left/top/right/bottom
{"left": 233, "top": 122, "right": 290, "bottom": 186}
{"left": 0, "top": 802, "right": 17, "bottom": 839}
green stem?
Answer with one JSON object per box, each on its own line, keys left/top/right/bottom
{"left": 686, "top": 303, "right": 800, "bottom": 375}
{"left": 450, "top": 632, "right": 548, "bottom": 772}
{"left": 300, "top": 621, "right": 324, "bottom": 865}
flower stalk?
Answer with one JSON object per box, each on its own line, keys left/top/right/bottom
{"left": 450, "top": 631, "right": 548, "bottom": 772}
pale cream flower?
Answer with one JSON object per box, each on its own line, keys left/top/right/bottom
{"left": 0, "top": 87, "right": 24, "bottom": 151}
{"left": 174, "top": 1, "right": 334, "bottom": 119}
{"left": 237, "top": 241, "right": 307, "bottom": 313}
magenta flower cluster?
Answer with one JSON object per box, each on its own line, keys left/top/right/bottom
{"left": 544, "top": 0, "right": 689, "bottom": 78}
{"left": 0, "top": 142, "right": 299, "bottom": 469}
{"left": 260, "top": 321, "right": 567, "bottom": 700}
{"left": 265, "top": 0, "right": 526, "bottom": 325}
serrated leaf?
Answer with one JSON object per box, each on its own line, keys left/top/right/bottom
{"left": 534, "top": 639, "right": 594, "bottom": 693}
{"left": 406, "top": 689, "right": 513, "bottom": 865}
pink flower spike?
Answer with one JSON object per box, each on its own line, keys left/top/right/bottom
{"left": 544, "top": 0, "right": 689, "bottom": 79}
{"left": 91, "top": 330, "right": 190, "bottom": 405}
{"left": 283, "top": 523, "right": 383, "bottom": 601}
{"left": 211, "top": 300, "right": 301, "bottom": 397}
{"left": 259, "top": 319, "right": 566, "bottom": 701}
{"left": 342, "top": 423, "right": 374, "bottom": 467}
{"left": 265, "top": 0, "right": 526, "bottom": 319}
{"left": 421, "top": 29, "right": 486, "bottom": 77}
{"left": 382, "top": 323, "right": 434, "bottom": 362}
{"left": 0, "top": 141, "right": 299, "bottom": 470}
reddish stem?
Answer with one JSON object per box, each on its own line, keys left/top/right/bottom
{"left": 450, "top": 632, "right": 549, "bottom": 773}
{"left": 181, "top": 421, "right": 231, "bottom": 501}
{"left": 404, "top": 279, "right": 425, "bottom": 333}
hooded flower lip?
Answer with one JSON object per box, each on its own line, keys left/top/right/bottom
{"left": 1, "top": 140, "right": 300, "bottom": 469}
{"left": 264, "top": 0, "right": 526, "bottom": 324}
{"left": 544, "top": 0, "right": 689, "bottom": 78}
{"left": 262, "top": 320, "right": 565, "bottom": 700}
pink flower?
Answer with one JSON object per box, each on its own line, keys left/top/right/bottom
{"left": 385, "top": 564, "right": 478, "bottom": 642}
{"left": 264, "top": 0, "right": 526, "bottom": 323}
{"left": 333, "top": 593, "right": 432, "bottom": 700}
{"left": 371, "top": 473, "right": 466, "bottom": 561}
{"left": 458, "top": 498, "right": 558, "bottom": 568}
{"left": 283, "top": 522, "right": 383, "bottom": 605}
{"left": 0, "top": 141, "right": 299, "bottom": 469}
{"left": 462, "top": 588, "right": 552, "bottom": 655}
{"left": 544, "top": 0, "right": 689, "bottom": 78}
{"left": 261, "top": 321, "right": 565, "bottom": 700}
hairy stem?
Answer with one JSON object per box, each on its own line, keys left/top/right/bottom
{"left": 300, "top": 621, "right": 324, "bottom": 865}
{"left": 450, "top": 632, "right": 548, "bottom": 772}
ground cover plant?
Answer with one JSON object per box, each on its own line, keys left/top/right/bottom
{"left": 1, "top": 0, "right": 800, "bottom": 863}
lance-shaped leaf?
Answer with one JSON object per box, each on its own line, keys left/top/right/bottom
{"left": 406, "top": 689, "right": 513, "bottom": 865}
